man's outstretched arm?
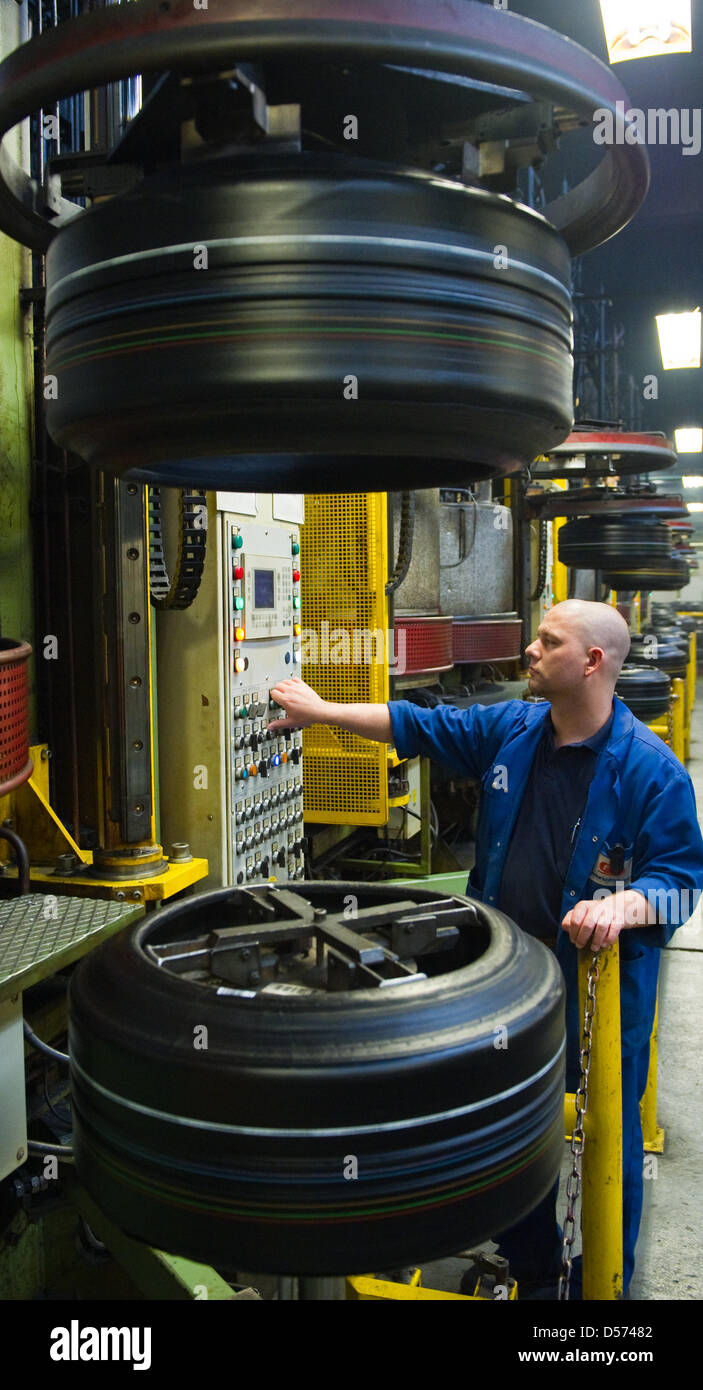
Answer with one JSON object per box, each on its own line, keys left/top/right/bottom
{"left": 267, "top": 676, "right": 392, "bottom": 743}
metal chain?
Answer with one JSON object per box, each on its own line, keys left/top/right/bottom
{"left": 557, "top": 950, "right": 600, "bottom": 1301}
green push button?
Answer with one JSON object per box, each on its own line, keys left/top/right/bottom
{"left": 291, "top": 541, "right": 300, "bottom": 555}
{"left": 234, "top": 596, "right": 245, "bottom": 610}
{"left": 233, "top": 534, "right": 244, "bottom": 549}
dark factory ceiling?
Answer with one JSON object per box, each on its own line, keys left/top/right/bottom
{"left": 505, "top": 0, "right": 703, "bottom": 484}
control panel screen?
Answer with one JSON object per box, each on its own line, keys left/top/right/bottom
{"left": 254, "top": 568, "right": 275, "bottom": 609}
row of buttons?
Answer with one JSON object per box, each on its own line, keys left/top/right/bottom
{"left": 237, "top": 865, "right": 305, "bottom": 884}
{"left": 234, "top": 694, "right": 268, "bottom": 719}
{"left": 233, "top": 785, "right": 302, "bottom": 815}
{"left": 236, "top": 851, "right": 304, "bottom": 885}
{"left": 236, "top": 834, "right": 305, "bottom": 854}
{"left": 234, "top": 753, "right": 301, "bottom": 779}
{"left": 234, "top": 692, "right": 301, "bottom": 720}
{"left": 235, "top": 813, "right": 303, "bottom": 838}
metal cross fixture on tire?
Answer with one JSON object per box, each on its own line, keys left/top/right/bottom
{"left": 0, "top": 1, "right": 649, "bottom": 491}
{"left": 69, "top": 882, "right": 566, "bottom": 1275}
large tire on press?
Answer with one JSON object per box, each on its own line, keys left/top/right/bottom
{"left": 45, "top": 154, "right": 574, "bottom": 492}
{"left": 68, "top": 883, "right": 566, "bottom": 1275}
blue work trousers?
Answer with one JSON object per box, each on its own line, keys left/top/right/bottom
{"left": 495, "top": 1037, "right": 651, "bottom": 1296}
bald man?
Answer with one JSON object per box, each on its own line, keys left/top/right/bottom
{"left": 268, "top": 601, "right": 703, "bottom": 1297}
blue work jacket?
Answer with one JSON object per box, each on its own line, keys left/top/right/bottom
{"left": 388, "top": 694, "right": 703, "bottom": 1059}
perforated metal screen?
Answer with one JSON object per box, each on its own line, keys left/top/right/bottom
{"left": 301, "top": 494, "right": 389, "bottom": 824}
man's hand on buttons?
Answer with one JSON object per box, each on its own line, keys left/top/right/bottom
{"left": 267, "top": 676, "right": 327, "bottom": 732}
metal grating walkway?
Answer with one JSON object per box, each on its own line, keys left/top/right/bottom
{"left": 0, "top": 894, "right": 143, "bottom": 1000}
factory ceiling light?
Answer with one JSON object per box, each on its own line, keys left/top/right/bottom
{"left": 599, "top": 1, "right": 693, "bottom": 63}
{"left": 656, "top": 310, "right": 702, "bottom": 370}
{"left": 676, "top": 428, "right": 703, "bottom": 453}
{"left": 682, "top": 475, "right": 703, "bottom": 487}
{"left": 686, "top": 502, "right": 703, "bottom": 513}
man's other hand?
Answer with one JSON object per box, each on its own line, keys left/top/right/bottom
{"left": 561, "top": 889, "right": 650, "bottom": 951}
{"left": 267, "top": 676, "right": 328, "bottom": 731}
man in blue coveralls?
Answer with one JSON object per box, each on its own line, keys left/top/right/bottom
{"left": 268, "top": 600, "right": 703, "bottom": 1298}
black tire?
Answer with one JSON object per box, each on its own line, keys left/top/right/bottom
{"left": 45, "top": 154, "right": 574, "bottom": 492}
{"left": 68, "top": 882, "right": 565, "bottom": 1276}
{"left": 602, "top": 563, "right": 689, "bottom": 591}
{"left": 615, "top": 664, "right": 671, "bottom": 722}
{"left": 627, "top": 639, "right": 688, "bottom": 678}
{"left": 558, "top": 517, "right": 672, "bottom": 569}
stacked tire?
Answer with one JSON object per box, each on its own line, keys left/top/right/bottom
{"left": 615, "top": 665, "right": 671, "bottom": 723}
{"left": 558, "top": 517, "right": 689, "bottom": 590}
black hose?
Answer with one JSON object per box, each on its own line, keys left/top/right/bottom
{"left": 24, "top": 1019, "right": 70, "bottom": 1066}
{"left": 0, "top": 825, "right": 30, "bottom": 896}
{"left": 27, "top": 1140, "right": 74, "bottom": 1163}
{"left": 531, "top": 520, "right": 548, "bottom": 602}
{"left": 386, "top": 492, "right": 415, "bottom": 595}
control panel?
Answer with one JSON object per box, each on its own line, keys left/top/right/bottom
{"left": 225, "top": 517, "right": 304, "bottom": 884}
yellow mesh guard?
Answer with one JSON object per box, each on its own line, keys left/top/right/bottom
{"left": 301, "top": 494, "right": 390, "bottom": 824}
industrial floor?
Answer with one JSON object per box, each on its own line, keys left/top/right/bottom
{"left": 422, "top": 683, "right": 703, "bottom": 1302}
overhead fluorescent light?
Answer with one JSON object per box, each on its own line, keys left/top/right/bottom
{"left": 682, "top": 475, "right": 703, "bottom": 487}
{"left": 599, "top": 1, "right": 692, "bottom": 62}
{"left": 676, "top": 428, "right": 703, "bottom": 453}
{"left": 686, "top": 502, "right": 703, "bottom": 513}
{"left": 656, "top": 310, "right": 702, "bottom": 369}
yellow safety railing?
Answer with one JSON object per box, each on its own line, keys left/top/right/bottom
{"left": 564, "top": 943, "right": 624, "bottom": 1301}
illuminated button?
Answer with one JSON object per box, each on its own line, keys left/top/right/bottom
{"left": 293, "top": 596, "right": 300, "bottom": 610}
{"left": 235, "top": 626, "right": 245, "bottom": 642}
{"left": 233, "top": 565, "right": 244, "bottom": 580}
{"left": 234, "top": 657, "right": 246, "bottom": 673}
{"left": 293, "top": 623, "right": 301, "bottom": 636}
{"left": 292, "top": 541, "right": 300, "bottom": 555}
{"left": 238, "top": 704, "right": 248, "bottom": 718}
{"left": 280, "top": 751, "right": 288, "bottom": 763}
{"left": 236, "top": 767, "right": 248, "bottom": 781}
{"left": 233, "top": 534, "right": 243, "bottom": 549}
{"left": 292, "top": 569, "right": 300, "bottom": 583}
{"left": 272, "top": 754, "right": 281, "bottom": 767}
{"left": 249, "top": 764, "right": 258, "bottom": 776}
{"left": 234, "top": 596, "right": 244, "bottom": 610}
